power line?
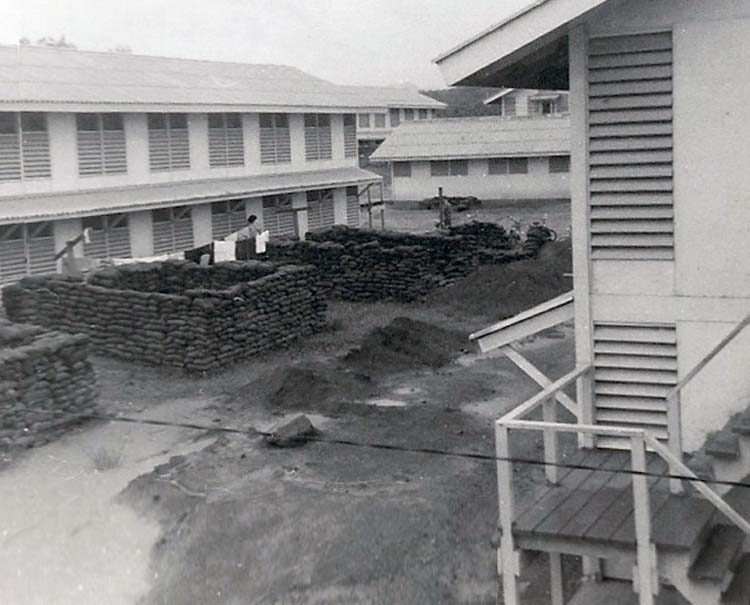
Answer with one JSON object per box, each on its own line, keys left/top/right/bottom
{"left": 16, "top": 407, "right": 750, "bottom": 491}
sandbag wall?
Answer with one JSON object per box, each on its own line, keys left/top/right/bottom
{"left": 0, "top": 320, "right": 96, "bottom": 448}
{"left": 265, "top": 224, "right": 528, "bottom": 302}
{"left": 3, "top": 261, "right": 326, "bottom": 373}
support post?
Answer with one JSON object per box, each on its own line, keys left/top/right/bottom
{"left": 496, "top": 422, "right": 520, "bottom": 605}
{"left": 380, "top": 181, "right": 386, "bottom": 229}
{"left": 543, "top": 396, "right": 559, "bottom": 484}
{"left": 631, "top": 435, "right": 656, "bottom": 605}
{"left": 550, "top": 552, "right": 564, "bottom": 605}
{"left": 666, "top": 394, "right": 683, "bottom": 495}
{"left": 438, "top": 187, "right": 445, "bottom": 229}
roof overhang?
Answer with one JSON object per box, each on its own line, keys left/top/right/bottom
{"left": 434, "top": 0, "right": 615, "bottom": 89}
{"left": 0, "top": 102, "right": 385, "bottom": 114}
{"left": 0, "top": 167, "right": 382, "bottom": 225}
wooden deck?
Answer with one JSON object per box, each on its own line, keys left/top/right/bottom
{"left": 512, "top": 448, "right": 716, "bottom": 552}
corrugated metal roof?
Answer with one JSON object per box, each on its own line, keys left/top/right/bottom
{"left": 0, "top": 44, "right": 380, "bottom": 110}
{"left": 370, "top": 115, "right": 570, "bottom": 161}
{"left": 0, "top": 167, "right": 381, "bottom": 224}
{"left": 337, "top": 85, "right": 446, "bottom": 109}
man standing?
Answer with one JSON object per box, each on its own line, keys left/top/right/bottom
{"left": 229, "top": 215, "right": 261, "bottom": 260}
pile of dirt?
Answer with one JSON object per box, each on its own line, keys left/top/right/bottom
{"left": 234, "top": 366, "right": 375, "bottom": 415}
{"left": 343, "top": 317, "right": 468, "bottom": 373}
{"left": 426, "top": 238, "right": 573, "bottom": 323}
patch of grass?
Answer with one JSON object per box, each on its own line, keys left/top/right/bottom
{"left": 89, "top": 445, "right": 124, "bottom": 471}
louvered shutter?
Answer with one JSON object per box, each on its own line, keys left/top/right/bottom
{"left": 0, "top": 132, "right": 21, "bottom": 181}
{"left": 101, "top": 129, "right": 126, "bottom": 174}
{"left": 172, "top": 207, "right": 194, "bottom": 251}
{"left": 211, "top": 201, "right": 246, "bottom": 239}
{"left": 25, "top": 222, "right": 56, "bottom": 276}
{"left": 148, "top": 128, "right": 171, "bottom": 172}
{"left": 0, "top": 225, "right": 28, "bottom": 283}
{"left": 208, "top": 125, "right": 228, "bottom": 168}
{"left": 344, "top": 115, "right": 357, "bottom": 158}
{"left": 21, "top": 131, "right": 51, "bottom": 179}
{"left": 262, "top": 196, "right": 296, "bottom": 237}
{"left": 209, "top": 115, "right": 244, "bottom": 168}
{"left": 84, "top": 214, "right": 131, "bottom": 260}
{"left": 588, "top": 31, "right": 674, "bottom": 260}
{"left": 152, "top": 207, "right": 194, "bottom": 254}
{"left": 346, "top": 186, "right": 360, "bottom": 226}
{"left": 169, "top": 128, "right": 190, "bottom": 170}
{"left": 593, "top": 322, "right": 677, "bottom": 449}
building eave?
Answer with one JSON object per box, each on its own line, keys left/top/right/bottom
{"left": 0, "top": 101, "right": 384, "bottom": 114}
{"left": 434, "top": 0, "right": 616, "bottom": 89}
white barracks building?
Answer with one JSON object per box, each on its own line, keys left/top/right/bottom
{"left": 0, "top": 44, "right": 383, "bottom": 282}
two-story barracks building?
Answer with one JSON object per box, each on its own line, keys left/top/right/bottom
{"left": 0, "top": 44, "right": 383, "bottom": 283}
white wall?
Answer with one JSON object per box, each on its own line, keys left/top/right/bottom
{"left": 584, "top": 2, "right": 750, "bottom": 451}
{"left": 0, "top": 110, "right": 359, "bottom": 198}
{"left": 390, "top": 157, "right": 570, "bottom": 202}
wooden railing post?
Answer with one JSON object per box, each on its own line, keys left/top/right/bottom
{"left": 542, "top": 396, "right": 559, "bottom": 484}
{"left": 631, "top": 435, "right": 656, "bottom": 605}
{"left": 496, "top": 422, "right": 520, "bottom": 605}
{"left": 665, "top": 393, "right": 683, "bottom": 495}
{"left": 577, "top": 368, "right": 595, "bottom": 448}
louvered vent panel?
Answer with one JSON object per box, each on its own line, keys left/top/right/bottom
{"left": 225, "top": 129, "right": 244, "bottom": 166}
{"left": 84, "top": 215, "right": 131, "bottom": 259}
{"left": 102, "top": 130, "right": 126, "bottom": 175}
{"left": 211, "top": 202, "right": 246, "bottom": 239}
{"left": 305, "top": 126, "right": 319, "bottom": 161}
{"left": 588, "top": 31, "right": 674, "bottom": 260}
{"left": 26, "top": 223, "right": 56, "bottom": 275}
{"left": 344, "top": 117, "right": 357, "bottom": 158}
{"left": 172, "top": 208, "right": 194, "bottom": 251}
{"left": 318, "top": 127, "right": 332, "bottom": 159}
{"left": 21, "top": 132, "right": 51, "bottom": 178}
{"left": 208, "top": 129, "right": 228, "bottom": 167}
{"left": 148, "top": 130, "right": 171, "bottom": 172}
{"left": 593, "top": 322, "right": 677, "bottom": 448}
{"left": 346, "top": 189, "right": 360, "bottom": 226}
{"left": 260, "top": 126, "right": 291, "bottom": 164}
{"left": 152, "top": 222, "right": 175, "bottom": 255}
{"left": 0, "top": 133, "right": 21, "bottom": 181}
{"left": 78, "top": 131, "right": 105, "bottom": 176}
{"left": 0, "top": 239, "right": 28, "bottom": 283}
{"left": 169, "top": 130, "right": 190, "bottom": 170}
{"left": 262, "top": 198, "right": 296, "bottom": 236}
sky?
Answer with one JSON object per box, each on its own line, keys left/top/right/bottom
{"left": 2, "top": 0, "right": 532, "bottom": 88}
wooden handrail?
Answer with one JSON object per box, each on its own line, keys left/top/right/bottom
{"left": 666, "top": 311, "right": 750, "bottom": 401}
{"left": 497, "top": 416, "right": 750, "bottom": 537}
{"left": 499, "top": 365, "right": 592, "bottom": 423}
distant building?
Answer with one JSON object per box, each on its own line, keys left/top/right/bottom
{"left": 370, "top": 115, "right": 570, "bottom": 204}
{"left": 483, "top": 88, "right": 570, "bottom": 118}
{"left": 0, "top": 44, "right": 383, "bottom": 282}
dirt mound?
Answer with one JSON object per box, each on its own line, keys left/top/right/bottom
{"left": 234, "top": 366, "right": 375, "bottom": 414}
{"left": 426, "top": 238, "right": 573, "bottom": 323}
{"left": 343, "top": 317, "right": 468, "bottom": 373}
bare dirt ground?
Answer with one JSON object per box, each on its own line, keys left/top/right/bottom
{"left": 0, "top": 204, "right": 575, "bottom": 605}
{"left": 382, "top": 200, "right": 571, "bottom": 239}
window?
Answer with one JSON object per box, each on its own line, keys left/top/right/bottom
{"left": 418, "top": 109, "right": 429, "bottom": 120}
{"left": 530, "top": 98, "right": 557, "bottom": 116}
{"left": 0, "top": 221, "right": 56, "bottom": 283}
{"left": 343, "top": 114, "right": 357, "bottom": 158}
{"left": 549, "top": 156, "right": 570, "bottom": 174}
{"left": 82, "top": 213, "right": 131, "bottom": 260}
{"left": 358, "top": 114, "right": 371, "bottom": 128}
{"left": 403, "top": 109, "right": 414, "bottom": 122}
{"left": 147, "top": 113, "right": 190, "bottom": 172}
{"left": 346, "top": 186, "right": 360, "bottom": 227}
{"left": 389, "top": 108, "right": 400, "bottom": 128}
{"left": 208, "top": 113, "right": 244, "bottom": 168}
{"left": 374, "top": 114, "right": 386, "bottom": 128}
{"left": 259, "top": 113, "right": 291, "bottom": 164}
{"left": 509, "top": 157, "right": 529, "bottom": 174}
{"left": 152, "top": 206, "right": 193, "bottom": 254}
{"left": 306, "top": 189, "right": 335, "bottom": 231}
{"left": 0, "top": 112, "right": 51, "bottom": 182}
{"left": 431, "top": 160, "right": 467, "bottom": 177}
{"left": 501, "top": 96, "right": 517, "bottom": 117}
{"left": 304, "top": 113, "right": 332, "bottom": 161}
{"left": 488, "top": 158, "right": 509, "bottom": 175}
{"left": 393, "top": 162, "right": 411, "bottom": 178}
{"left": 211, "top": 200, "right": 247, "bottom": 239}
{"left": 262, "top": 195, "right": 297, "bottom": 237}
{"left": 430, "top": 161, "right": 449, "bottom": 177}
{"left": 449, "top": 160, "right": 468, "bottom": 176}
{"left": 76, "top": 113, "right": 127, "bottom": 176}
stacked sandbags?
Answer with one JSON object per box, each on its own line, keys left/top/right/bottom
{"left": 3, "top": 261, "right": 326, "bottom": 373}
{"left": 0, "top": 320, "right": 97, "bottom": 449}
